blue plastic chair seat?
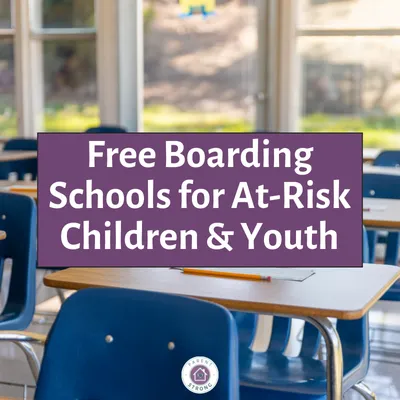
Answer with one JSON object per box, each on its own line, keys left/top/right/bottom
{"left": 239, "top": 350, "right": 367, "bottom": 396}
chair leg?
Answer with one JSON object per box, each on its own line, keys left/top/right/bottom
{"left": 13, "top": 341, "right": 40, "bottom": 382}
{"left": 352, "top": 382, "right": 377, "bottom": 400}
{"left": 56, "top": 288, "right": 66, "bottom": 303}
{"left": 317, "top": 343, "right": 325, "bottom": 360}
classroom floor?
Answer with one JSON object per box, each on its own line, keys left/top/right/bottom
{"left": 0, "top": 271, "right": 399, "bottom": 399}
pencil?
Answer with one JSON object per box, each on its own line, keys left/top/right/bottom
{"left": 9, "top": 187, "right": 37, "bottom": 193}
{"left": 181, "top": 268, "right": 271, "bottom": 282}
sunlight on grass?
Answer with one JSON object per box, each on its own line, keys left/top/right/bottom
{"left": 302, "top": 113, "right": 400, "bottom": 148}
{"left": 0, "top": 104, "right": 399, "bottom": 149}
{"left": 144, "top": 105, "right": 252, "bottom": 132}
{"left": 44, "top": 104, "right": 100, "bottom": 132}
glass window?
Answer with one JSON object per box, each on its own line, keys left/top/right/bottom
{"left": 300, "top": 0, "right": 400, "bottom": 29}
{"left": 0, "top": 40, "right": 15, "bottom": 136}
{"left": 143, "top": 0, "right": 257, "bottom": 132}
{"left": 43, "top": 40, "right": 99, "bottom": 131}
{"left": 0, "top": 0, "right": 12, "bottom": 29}
{"left": 41, "top": 0, "right": 95, "bottom": 28}
{"left": 298, "top": 0, "right": 400, "bottom": 149}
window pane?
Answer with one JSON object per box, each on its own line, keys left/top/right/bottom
{"left": 298, "top": 36, "right": 400, "bottom": 148}
{"left": 0, "top": 0, "right": 11, "bottom": 29}
{"left": 0, "top": 39, "right": 15, "bottom": 137}
{"left": 40, "top": 0, "right": 95, "bottom": 28}
{"left": 144, "top": 0, "right": 257, "bottom": 132}
{"left": 299, "top": 0, "right": 400, "bottom": 29}
{"left": 43, "top": 40, "right": 99, "bottom": 131}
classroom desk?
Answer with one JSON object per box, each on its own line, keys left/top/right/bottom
{"left": 0, "top": 151, "right": 37, "bottom": 162}
{"left": 0, "top": 181, "right": 37, "bottom": 201}
{"left": 363, "top": 148, "right": 381, "bottom": 163}
{"left": 363, "top": 198, "right": 400, "bottom": 230}
{"left": 44, "top": 264, "right": 400, "bottom": 400}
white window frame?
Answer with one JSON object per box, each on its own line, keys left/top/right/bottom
{"left": 2, "top": 0, "right": 143, "bottom": 138}
{"left": 96, "top": 0, "right": 143, "bottom": 132}
{"left": 257, "top": 0, "right": 299, "bottom": 132}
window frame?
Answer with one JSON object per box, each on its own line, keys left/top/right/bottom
{"left": 260, "top": 0, "right": 299, "bottom": 132}
{"left": 1, "top": 0, "right": 143, "bottom": 137}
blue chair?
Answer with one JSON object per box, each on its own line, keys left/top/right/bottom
{"left": 0, "top": 193, "right": 38, "bottom": 382}
{"left": 34, "top": 288, "right": 239, "bottom": 400}
{"left": 234, "top": 227, "right": 373, "bottom": 400}
{"left": 3, "top": 139, "right": 37, "bottom": 151}
{"left": 85, "top": 125, "right": 127, "bottom": 133}
{"left": 1, "top": 138, "right": 38, "bottom": 180}
{"left": 369, "top": 152, "right": 400, "bottom": 265}
{"left": 374, "top": 150, "right": 400, "bottom": 167}
{"left": 0, "top": 193, "right": 37, "bottom": 329}
{"left": 364, "top": 173, "right": 400, "bottom": 301}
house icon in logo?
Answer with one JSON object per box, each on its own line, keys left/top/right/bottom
{"left": 192, "top": 368, "right": 208, "bottom": 383}
{"left": 182, "top": 357, "right": 218, "bottom": 394}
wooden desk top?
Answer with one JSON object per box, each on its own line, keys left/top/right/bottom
{"left": 0, "top": 151, "right": 37, "bottom": 162}
{"left": 363, "top": 148, "right": 381, "bottom": 163}
{"left": 0, "top": 181, "right": 37, "bottom": 200}
{"left": 363, "top": 165, "right": 400, "bottom": 176}
{"left": 0, "top": 231, "right": 6, "bottom": 240}
{"left": 44, "top": 264, "right": 400, "bottom": 320}
{"left": 363, "top": 198, "right": 400, "bottom": 230}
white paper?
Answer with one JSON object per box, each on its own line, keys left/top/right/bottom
{"left": 363, "top": 205, "right": 387, "bottom": 212}
{"left": 192, "top": 268, "right": 315, "bottom": 282}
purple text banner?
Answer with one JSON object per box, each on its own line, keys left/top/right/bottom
{"left": 37, "top": 133, "right": 362, "bottom": 268}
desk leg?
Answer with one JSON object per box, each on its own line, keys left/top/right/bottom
{"left": 305, "top": 316, "right": 343, "bottom": 400}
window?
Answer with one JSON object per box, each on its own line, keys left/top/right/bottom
{"left": 41, "top": 0, "right": 94, "bottom": 28}
{"left": 143, "top": 0, "right": 258, "bottom": 132}
{"left": 0, "top": 40, "right": 15, "bottom": 136}
{"left": 0, "top": 0, "right": 12, "bottom": 29}
{"left": 0, "top": 1, "right": 15, "bottom": 136}
{"left": 297, "top": 0, "right": 400, "bottom": 148}
{"left": 1, "top": 0, "right": 264, "bottom": 136}
{"left": 0, "top": 0, "right": 100, "bottom": 138}
{"left": 31, "top": 0, "right": 98, "bottom": 132}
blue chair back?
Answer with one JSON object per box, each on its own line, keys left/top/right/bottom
{"left": 35, "top": 288, "right": 239, "bottom": 400}
{"left": 374, "top": 150, "right": 400, "bottom": 167}
{"left": 1, "top": 139, "right": 38, "bottom": 180}
{"left": 4, "top": 139, "right": 37, "bottom": 151}
{"left": 0, "top": 193, "right": 36, "bottom": 330}
{"left": 363, "top": 173, "right": 400, "bottom": 199}
{"left": 85, "top": 125, "right": 127, "bottom": 133}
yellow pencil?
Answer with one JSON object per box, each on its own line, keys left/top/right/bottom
{"left": 181, "top": 268, "right": 271, "bottom": 282}
{"left": 9, "top": 187, "right": 37, "bottom": 193}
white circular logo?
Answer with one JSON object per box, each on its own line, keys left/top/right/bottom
{"left": 181, "top": 356, "right": 219, "bottom": 394}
